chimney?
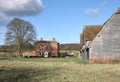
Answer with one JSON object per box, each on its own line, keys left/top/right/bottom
{"left": 52, "top": 38, "right": 55, "bottom": 41}
{"left": 40, "top": 38, "right": 43, "bottom": 41}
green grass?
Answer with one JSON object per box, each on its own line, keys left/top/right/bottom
{"left": 0, "top": 57, "right": 87, "bottom": 64}
{"left": 0, "top": 57, "right": 120, "bottom": 82}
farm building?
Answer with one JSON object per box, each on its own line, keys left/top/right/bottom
{"left": 80, "top": 8, "right": 120, "bottom": 63}
{"left": 23, "top": 38, "right": 59, "bottom": 57}
{"left": 80, "top": 25, "right": 103, "bottom": 50}
{"left": 34, "top": 38, "right": 59, "bottom": 57}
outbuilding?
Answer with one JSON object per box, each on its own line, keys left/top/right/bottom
{"left": 80, "top": 8, "right": 120, "bottom": 63}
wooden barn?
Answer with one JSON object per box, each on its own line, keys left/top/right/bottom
{"left": 80, "top": 8, "right": 120, "bottom": 63}
{"left": 34, "top": 38, "right": 59, "bottom": 57}
{"left": 80, "top": 25, "right": 103, "bottom": 50}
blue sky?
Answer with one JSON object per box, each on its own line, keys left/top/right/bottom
{"left": 0, "top": 0, "right": 120, "bottom": 45}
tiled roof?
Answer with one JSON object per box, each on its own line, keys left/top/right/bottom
{"left": 80, "top": 33, "right": 83, "bottom": 49}
{"left": 81, "top": 25, "right": 103, "bottom": 43}
{"left": 80, "top": 25, "right": 103, "bottom": 49}
{"left": 80, "top": 7, "right": 120, "bottom": 49}
{"left": 115, "top": 7, "right": 120, "bottom": 14}
{"left": 35, "top": 40, "right": 58, "bottom": 45}
{"left": 80, "top": 33, "right": 83, "bottom": 45}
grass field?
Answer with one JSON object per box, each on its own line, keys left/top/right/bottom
{"left": 0, "top": 57, "right": 120, "bottom": 82}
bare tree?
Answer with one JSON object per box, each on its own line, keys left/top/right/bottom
{"left": 5, "top": 18, "right": 36, "bottom": 57}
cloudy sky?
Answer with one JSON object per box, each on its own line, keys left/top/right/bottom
{"left": 0, "top": 0, "right": 120, "bottom": 45}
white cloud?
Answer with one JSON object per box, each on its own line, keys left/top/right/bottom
{"left": 85, "top": 0, "right": 108, "bottom": 17}
{"left": 103, "top": 1, "right": 107, "bottom": 4}
{"left": 0, "top": 13, "right": 11, "bottom": 26}
{"left": 0, "top": 30, "right": 6, "bottom": 34}
{"left": 0, "top": 0, "right": 43, "bottom": 26}
{"left": 85, "top": 8, "right": 99, "bottom": 16}
{"left": 0, "top": 37, "right": 5, "bottom": 41}
{"left": 100, "top": 0, "right": 108, "bottom": 7}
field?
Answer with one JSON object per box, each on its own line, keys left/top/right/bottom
{"left": 0, "top": 57, "right": 120, "bottom": 82}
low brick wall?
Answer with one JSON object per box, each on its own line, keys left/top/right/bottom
{"left": 89, "top": 59, "right": 120, "bottom": 63}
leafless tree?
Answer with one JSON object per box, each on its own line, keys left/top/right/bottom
{"left": 5, "top": 18, "right": 36, "bottom": 57}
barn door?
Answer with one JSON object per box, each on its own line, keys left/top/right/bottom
{"left": 86, "top": 48, "right": 89, "bottom": 61}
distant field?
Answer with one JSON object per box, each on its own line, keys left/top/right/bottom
{"left": 0, "top": 57, "right": 120, "bottom": 82}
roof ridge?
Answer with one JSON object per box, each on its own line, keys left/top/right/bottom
{"left": 115, "top": 7, "right": 120, "bottom": 14}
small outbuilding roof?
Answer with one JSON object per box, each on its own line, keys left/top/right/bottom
{"left": 83, "top": 25, "right": 103, "bottom": 42}
{"left": 80, "top": 25, "right": 103, "bottom": 49}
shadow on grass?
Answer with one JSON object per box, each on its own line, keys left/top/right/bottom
{"left": 21, "top": 57, "right": 88, "bottom": 64}
{"left": 0, "top": 66, "right": 61, "bottom": 82}
{"left": 0, "top": 57, "right": 11, "bottom": 60}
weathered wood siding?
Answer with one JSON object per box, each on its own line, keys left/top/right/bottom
{"left": 89, "top": 14, "right": 120, "bottom": 61}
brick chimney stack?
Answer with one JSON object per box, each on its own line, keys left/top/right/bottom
{"left": 52, "top": 38, "right": 55, "bottom": 41}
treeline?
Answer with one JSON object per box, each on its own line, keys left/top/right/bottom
{"left": 0, "top": 44, "right": 34, "bottom": 53}
{"left": 0, "top": 43, "right": 80, "bottom": 53}
{"left": 59, "top": 43, "right": 80, "bottom": 50}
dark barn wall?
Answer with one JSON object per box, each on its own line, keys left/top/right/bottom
{"left": 89, "top": 14, "right": 120, "bottom": 62}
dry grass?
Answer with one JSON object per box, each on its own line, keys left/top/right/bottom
{"left": 0, "top": 57, "right": 120, "bottom": 82}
